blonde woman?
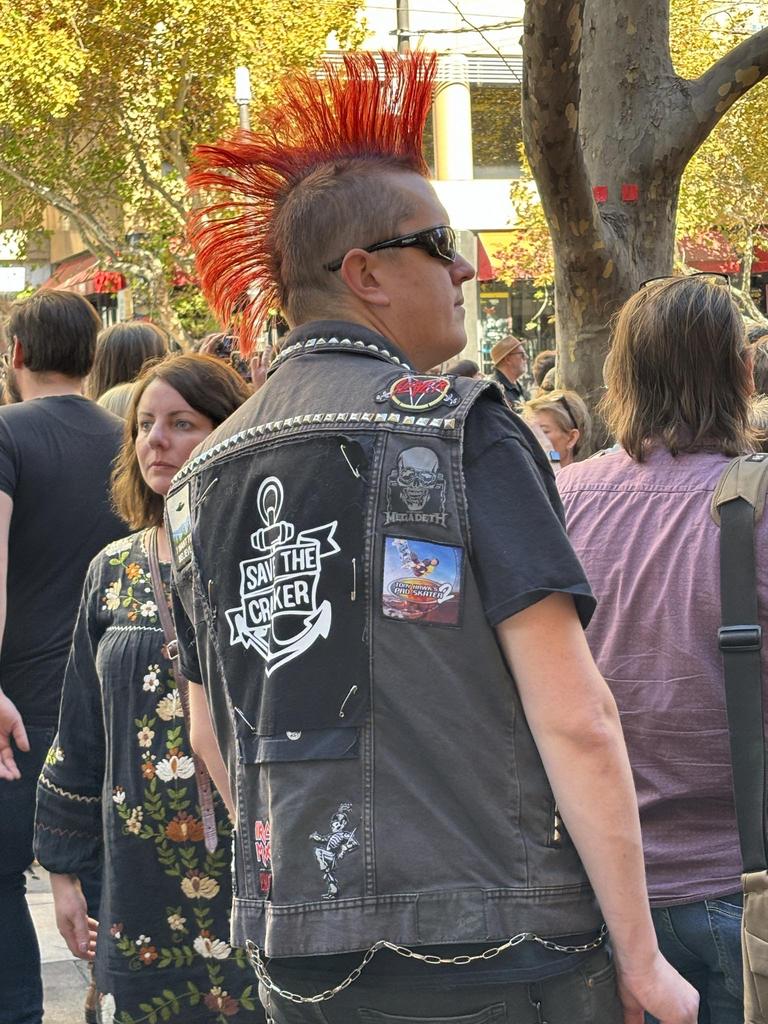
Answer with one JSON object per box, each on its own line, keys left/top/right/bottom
{"left": 524, "top": 389, "right": 591, "bottom": 468}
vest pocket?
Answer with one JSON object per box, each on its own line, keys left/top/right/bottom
{"left": 238, "top": 727, "right": 359, "bottom": 765}
{"left": 235, "top": 725, "right": 364, "bottom": 906}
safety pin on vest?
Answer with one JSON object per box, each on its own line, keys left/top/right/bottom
{"left": 338, "top": 685, "right": 358, "bottom": 718}
{"left": 350, "top": 558, "right": 357, "bottom": 601}
{"left": 339, "top": 444, "right": 361, "bottom": 478}
{"left": 207, "top": 579, "right": 217, "bottom": 620}
{"left": 234, "top": 706, "right": 257, "bottom": 733}
{"left": 196, "top": 477, "right": 219, "bottom": 506}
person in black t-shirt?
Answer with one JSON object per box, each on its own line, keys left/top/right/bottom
{"left": 178, "top": 53, "right": 697, "bottom": 1024}
{"left": 0, "top": 289, "right": 125, "bottom": 1024}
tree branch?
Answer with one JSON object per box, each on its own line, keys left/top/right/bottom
{"left": 522, "top": 0, "right": 611, "bottom": 260}
{"left": 686, "top": 26, "right": 768, "bottom": 156}
{"left": 173, "top": 67, "right": 192, "bottom": 118}
{"left": 0, "top": 158, "right": 121, "bottom": 261}
{"left": 162, "top": 68, "right": 192, "bottom": 180}
{"left": 127, "top": 136, "right": 187, "bottom": 219}
{"left": 160, "top": 127, "right": 189, "bottom": 180}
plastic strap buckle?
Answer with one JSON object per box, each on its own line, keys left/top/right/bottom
{"left": 718, "top": 625, "right": 762, "bottom": 652}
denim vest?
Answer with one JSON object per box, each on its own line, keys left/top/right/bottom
{"left": 168, "top": 321, "right": 600, "bottom": 957}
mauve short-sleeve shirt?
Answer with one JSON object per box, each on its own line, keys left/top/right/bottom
{"left": 558, "top": 445, "right": 764, "bottom": 906}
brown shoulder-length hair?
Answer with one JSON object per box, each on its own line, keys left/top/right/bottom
{"left": 600, "top": 276, "right": 755, "bottom": 461}
{"left": 87, "top": 321, "right": 168, "bottom": 400}
{"left": 112, "top": 354, "right": 251, "bottom": 529}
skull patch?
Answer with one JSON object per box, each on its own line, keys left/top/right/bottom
{"left": 385, "top": 446, "right": 448, "bottom": 527}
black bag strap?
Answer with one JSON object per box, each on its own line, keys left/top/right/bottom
{"left": 713, "top": 453, "right": 768, "bottom": 872}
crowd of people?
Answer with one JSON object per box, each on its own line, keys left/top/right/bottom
{"left": 1, "top": 50, "right": 767, "bottom": 1024}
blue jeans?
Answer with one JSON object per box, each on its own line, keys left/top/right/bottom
{"left": 647, "top": 894, "right": 744, "bottom": 1024}
{"left": 0, "top": 726, "right": 54, "bottom": 1024}
{"left": 258, "top": 946, "right": 623, "bottom": 1023}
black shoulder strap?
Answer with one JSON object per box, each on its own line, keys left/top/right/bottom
{"left": 714, "top": 453, "right": 768, "bottom": 872}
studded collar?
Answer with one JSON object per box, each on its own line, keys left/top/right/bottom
{"left": 269, "top": 321, "right": 414, "bottom": 375}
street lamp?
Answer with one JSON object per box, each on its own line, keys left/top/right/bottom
{"left": 235, "top": 66, "right": 252, "bottom": 131}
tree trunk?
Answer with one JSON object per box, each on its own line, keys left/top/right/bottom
{"left": 121, "top": 252, "right": 187, "bottom": 344}
{"left": 522, "top": 0, "right": 768, "bottom": 424}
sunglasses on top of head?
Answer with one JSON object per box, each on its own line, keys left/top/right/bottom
{"left": 638, "top": 271, "right": 731, "bottom": 291}
{"left": 325, "top": 225, "right": 457, "bottom": 273}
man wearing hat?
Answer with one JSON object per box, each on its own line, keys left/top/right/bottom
{"left": 492, "top": 335, "right": 529, "bottom": 410}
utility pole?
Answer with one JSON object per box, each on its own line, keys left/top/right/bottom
{"left": 396, "top": 0, "right": 410, "bottom": 54}
{"left": 234, "top": 66, "right": 252, "bottom": 131}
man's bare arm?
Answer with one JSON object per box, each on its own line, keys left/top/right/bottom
{"left": 497, "top": 592, "right": 697, "bottom": 1024}
{"left": 0, "top": 491, "right": 27, "bottom": 780}
{"left": 188, "top": 680, "right": 235, "bottom": 821}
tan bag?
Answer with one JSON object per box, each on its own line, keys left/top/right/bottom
{"left": 743, "top": 872, "right": 768, "bottom": 1023}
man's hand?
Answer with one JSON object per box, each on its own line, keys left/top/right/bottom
{"left": 617, "top": 950, "right": 699, "bottom": 1023}
{"left": 0, "top": 691, "right": 28, "bottom": 780}
{"left": 495, "top": 594, "right": 698, "bottom": 1024}
{"left": 50, "top": 873, "right": 98, "bottom": 961}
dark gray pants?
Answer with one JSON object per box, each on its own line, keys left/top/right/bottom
{"left": 258, "top": 947, "right": 622, "bottom": 1024}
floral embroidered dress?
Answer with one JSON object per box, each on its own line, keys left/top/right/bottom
{"left": 35, "top": 533, "right": 259, "bottom": 1024}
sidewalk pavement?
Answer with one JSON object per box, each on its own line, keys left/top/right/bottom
{"left": 27, "top": 864, "right": 89, "bottom": 1024}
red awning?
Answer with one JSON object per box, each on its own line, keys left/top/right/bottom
{"left": 476, "top": 237, "right": 495, "bottom": 282}
{"left": 678, "top": 233, "right": 741, "bottom": 274}
{"left": 678, "top": 232, "right": 768, "bottom": 275}
{"left": 41, "top": 253, "right": 126, "bottom": 294}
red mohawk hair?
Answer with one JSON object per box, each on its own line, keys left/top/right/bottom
{"left": 187, "top": 51, "right": 437, "bottom": 355}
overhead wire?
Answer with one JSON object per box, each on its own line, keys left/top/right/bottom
{"left": 442, "top": 0, "right": 523, "bottom": 81}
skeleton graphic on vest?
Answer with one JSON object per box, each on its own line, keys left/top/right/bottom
{"left": 309, "top": 803, "right": 359, "bottom": 900}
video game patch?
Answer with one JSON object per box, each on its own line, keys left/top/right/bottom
{"left": 376, "top": 375, "right": 460, "bottom": 411}
{"left": 382, "top": 537, "right": 463, "bottom": 626}
{"left": 167, "top": 483, "right": 192, "bottom": 568}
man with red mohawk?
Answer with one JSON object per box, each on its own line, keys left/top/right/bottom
{"left": 169, "top": 53, "right": 696, "bottom": 1024}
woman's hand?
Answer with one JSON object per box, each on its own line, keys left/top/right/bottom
{"left": 50, "top": 873, "right": 98, "bottom": 961}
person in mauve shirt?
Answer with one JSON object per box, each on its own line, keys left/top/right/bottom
{"left": 559, "top": 275, "right": 756, "bottom": 1024}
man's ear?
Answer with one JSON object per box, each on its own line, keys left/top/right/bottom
{"left": 11, "top": 336, "right": 24, "bottom": 371}
{"left": 339, "top": 250, "right": 391, "bottom": 309}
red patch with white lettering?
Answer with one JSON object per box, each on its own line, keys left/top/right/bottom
{"left": 388, "top": 375, "right": 452, "bottom": 412}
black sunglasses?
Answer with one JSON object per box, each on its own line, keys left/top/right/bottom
{"left": 325, "top": 225, "right": 457, "bottom": 273}
{"left": 639, "top": 271, "right": 731, "bottom": 290}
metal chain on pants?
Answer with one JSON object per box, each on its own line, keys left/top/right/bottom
{"left": 247, "top": 924, "right": 607, "bottom": 1009}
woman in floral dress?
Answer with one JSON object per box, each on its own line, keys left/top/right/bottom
{"left": 35, "top": 355, "right": 262, "bottom": 1024}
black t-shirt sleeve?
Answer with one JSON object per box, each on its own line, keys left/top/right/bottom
{"left": 170, "top": 578, "right": 203, "bottom": 683}
{"left": 462, "top": 396, "right": 596, "bottom": 629}
{"left": 0, "top": 419, "right": 20, "bottom": 499}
